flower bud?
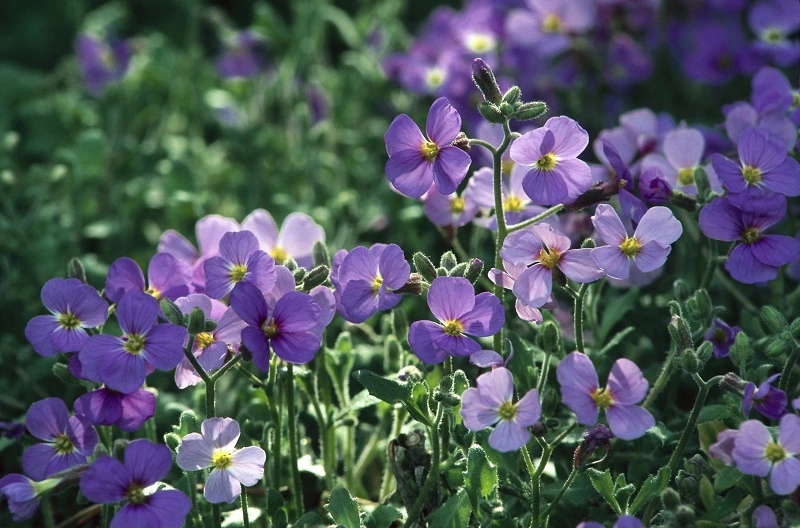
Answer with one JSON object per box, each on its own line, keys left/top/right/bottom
{"left": 440, "top": 251, "right": 458, "bottom": 271}
{"left": 178, "top": 410, "right": 199, "bottom": 436}
{"left": 313, "top": 241, "right": 330, "bottom": 268}
{"left": 394, "top": 273, "right": 423, "bottom": 295}
{"left": 761, "top": 305, "right": 788, "bottom": 334}
{"left": 693, "top": 166, "right": 711, "bottom": 202}
{"left": 580, "top": 238, "right": 596, "bottom": 249}
{"left": 541, "top": 387, "right": 559, "bottom": 417}
{"left": 499, "top": 102, "right": 515, "bottom": 118}
{"left": 729, "top": 331, "right": 752, "bottom": 367}
{"left": 791, "top": 317, "right": 800, "bottom": 340}
{"left": 412, "top": 252, "right": 437, "bottom": 283}
{"left": 451, "top": 132, "right": 470, "bottom": 153}
{"left": 449, "top": 262, "right": 469, "bottom": 278}
{"left": 765, "top": 331, "right": 793, "bottom": 358}
{"left": 302, "top": 265, "right": 330, "bottom": 291}
{"left": 491, "top": 506, "right": 507, "bottom": 520}
{"left": 676, "top": 505, "right": 695, "bottom": 524}
{"left": 531, "top": 422, "right": 547, "bottom": 436}
{"left": 696, "top": 341, "right": 713, "bottom": 363}
{"left": 164, "top": 432, "right": 181, "bottom": 452}
{"left": 686, "top": 288, "right": 712, "bottom": 324}
{"left": 204, "top": 319, "right": 218, "bottom": 332}
{"left": 68, "top": 257, "right": 88, "bottom": 284}
{"left": 677, "top": 471, "right": 697, "bottom": 495}
{"left": 661, "top": 487, "right": 681, "bottom": 511}
{"left": 541, "top": 320, "right": 560, "bottom": 354}
{"left": 681, "top": 349, "right": 700, "bottom": 372}
{"left": 471, "top": 58, "right": 503, "bottom": 104}
{"left": 670, "top": 190, "right": 697, "bottom": 211}
{"left": 398, "top": 366, "right": 422, "bottom": 382}
{"left": 668, "top": 316, "right": 694, "bottom": 352}
{"left": 292, "top": 267, "right": 307, "bottom": 283}
{"left": 685, "top": 454, "right": 706, "bottom": 478}
{"left": 384, "top": 336, "right": 403, "bottom": 373}
{"left": 442, "top": 393, "right": 461, "bottom": 407}
{"left": 464, "top": 258, "right": 483, "bottom": 284}
{"left": 52, "top": 362, "right": 81, "bottom": 386}
{"left": 514, "top": 101, "right": 547, "bottom": 120}
{"left": 188, "top": 307, "right": 206, "bottom": 335}
{"left": 478, "top": 102, "right": 506, "bottom": 124}
{"left": 160, "top": 298, "right": 184, "bottom": 326}
{"left": 284, "top": 258, "right": 297, "bottom": 271}
{"left": 719, "top": 372, "right": 746, "bottom": 393}
{"left": 502, "top": 86, "right": 521, "bottom": 105}
{"left": 673, "top": 279, "right": 691, "bottom": 302}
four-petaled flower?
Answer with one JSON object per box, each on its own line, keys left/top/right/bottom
{"left": 105, "top": 253, "right": 190, "bottom": 303}
{"left": 204, "top": 230, "right": 276, "bottom": 299}
{"left": 742, "top": 374, "right": 787, "bottom": 420}
{"left": 732, "top": 414, "right": 800, "bottom": 495}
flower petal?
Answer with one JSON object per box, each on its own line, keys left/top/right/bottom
{"left": 176, "top": 432, "right": 214, "bottom": 471}
{"left": 408, "top": 321, "right": 449, "bottom": 364}
{"left": 25, "top": 315, "right": 59, "bottom": 357}
{"left": 461, "top": 293, "right": 504, "bottom": 337}
{"left": 634, "top": 206, "right": 682, "bottom": 246}
{"left": 142, "top": 324, "right": 188, "bottom": 371}
{"left": 385, "top": 114, "right": 425, "bottom": 157}
{"left": 605, "top": 404, "right": 655, "bottom": 440}
{"left": 489, "top": 420, "right": 531, "bottom": 452}
{"left": 229, "top": 282, "right": 269, "bottom": 327}
{"left": 79, "top": 455, "right": 129, "bottom": 503}
{"left": 229, "top": 446, "right": 266, "bottom": 486}
{"left": 606, "top": 359, "right": 649, "bottom": 405}
{"left": 515, "top": 389, "right": 541, "bottom": 427}
{"left": 726, "top": 244, "right": 778, "bottom": 284}
{"left": 556, "top": 352, "right": 600, "bottom": 425}
{"left": 116, "top": 291, "right": 159, "bottom": 336}
{"left": 663, "top": 128, "right": 704, "bottom": 170}
{"left": 592, "top": 246, "right": 630, "bottom": 280}
{"left": 559, "top": 249, "right": 603, "bottom": 283}
{"left": 427, "top": 277, "right": 476, "bottom": 322}
{"left": 125, "top": 439, "right": 172, "bottom": 486}
{"left": 732, "top": 420, "right": 772, "bottom": 477}
{"left": 521, "top": 168, "right": 570, "bottom": 206}
{"left": 633, "top": 241, "right": 671, "bottom": 273}
{"left": 750, "top": 235, "right": 800, "bottom": 267}
{"left": 425, "top": 97, "right": 461, "bottom": 145}
{"left": 769, "top": 456, "right": 800, "bottom": 495}
{"left": 270, "top": 330, "right": 321, "bottom": 364}
{"left": 26, "top": 398, "right": 69, "bottom": 441}
{"left": 202, "top": 417, "right": 241, "bottom": 452}
{"left": 204, "top": 469, "right": 241, "bottom": 503}
{"left": 591, "top": 204, "right": 627, "bottom": 246}
{"left": 144, "top": 489, "right": 192, "bottom": 528}
{"left": 511, "top": 264, "right": 552, "bottom": 308}
{"left": 432, "top": 147, "right": 470, "bottom": 195}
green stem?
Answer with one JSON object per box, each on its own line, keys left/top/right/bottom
{"left": 380, "top": 407, "right": 405, "bottom": 500}
{"left": 41, "top": 495, "right": 56, "bottom": 528}
{"left": 210, "top": 355, "right": 242, "bottom": 382}
{"left": 700, "top": 239, "right": 716, "bottom": 289}
{"left": 241, "top": 485, "right": 251, "bottom": 528}
{"left": 542, "top": 467, "right": 578, "bottom": 519}
{"left": 522, "top": 443, "right": 551, "bottom": 528}
{"left": 468, "top": 138, "right": 497, "bottom": 153}
{"left": 537, "top": 351, "right": 551, "bottom": 393}
{"left": 212, "top": 505, "right": 221, "bottom": 528}
{"left": 403, "top": 404, "right": 444, "bottom": 528}
{"left": 573, "top": 283, "right": 589, "bottom": 354}
{"left": 286, "top": 364, "right": 304, "bottom": 517}
{"left": 780, "top": 338, "right": 800, "bottom": 392}
{"left": 185, "top": 470, "right": 203, "bottom": 528}
{"left": 491, "top": 123, "right": 512, "bottom": 355}
{"left": 642, "top": 345, "right": 677, "bottom": 410}
{"left": 506, "top": 204, "right": 565, "bottom": 234}
{"left": 100, "top": 504, "right": 111, "bottom": 528}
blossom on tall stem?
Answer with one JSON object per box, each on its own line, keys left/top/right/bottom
{"left": 732, "top": 414, "right": 800, "bottom": 494}
{"left": 384, "top": 97, "right": 471, "bottom": 198}
{"left": 105, "top": 253, "right": 191, "bottom": 303}
{"left": 466, "top": 165, "right": 554, "bottom": 230}
{"left": 241, "top": 209, "right": 325, "bottom": 268}
{"left": 204, "top": 230, "right": 276, "bottom": 299}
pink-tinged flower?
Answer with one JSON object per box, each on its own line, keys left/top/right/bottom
{"left": 591, "top": 204, "right": 682, "bottom": 280}
{"left": 461, "top": 367, "right": 541, "bottom": 452}
{"left": 384, "top": 97, "right": 471, "bottom": 198}
{"left": 408, "top": 277, "right": 504, "bottom": 364}
{"left": 74, "top": 387, "right": 156, "bottom": 433}
{"left": 501, "top": 223, "right": 602, "bottom": 307}
{"left": 732, "top": 414, "right": 800, "bottom": 495}
{"left": 510, "top": 116, "right": 592, "bottom": 206}
{"left": 24, "top": 278, "right": 108, "bottom": 357}
{"left": 80, "top": 440, "right": 191, "bottom": 528}
{"left": 489, "top": 260, "right": 553, "bottom": 323}
{"left": 78, "top": 291, "right": 188, "bottom": 394}
{"left": 177, "top": 418, "right": 265, "bottom": 503}
{"left": 22, "top": 398, "right": 98, "bottom": 481}
{"left": 556, "top": 352, "right": 654, "bottom": 440}
{"left": 105, "top": 253, "right": 191, "bottom": 304}
{"left": 641, "top": 128, "right": 705, "bottom": 195}
{"left": 709, "top": 429, "right": 739, "bottom": 465}
{"left": 0, "top": 474, "right": 59, "bottom": 522}
{"left": 241, "top": 209, "right": 325, "bottom": 269}
{"left": 204, "top": 230, "right": 276, "bottom": 299}
{"left": 743, "top": 374, "right": 787, "bottom": 420}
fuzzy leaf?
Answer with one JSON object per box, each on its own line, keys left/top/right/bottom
{"left": 427, "top": 488, "right": 472, "bottom": 528}
{"left": 363, "top": 504, "right": 402, "bottom": 528}
{"left": 327, "top": 486, "right": 361, "bottom": 528}
{"left": 628, "top": 466, "right": 670, "bottom": 515}
{"left": 463, "top": 445, "right": 497, "bottom": 515}
{"left": 587, "top": 468, "right": 622, "bottom": 515}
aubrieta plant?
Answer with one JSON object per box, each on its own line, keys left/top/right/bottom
{"left": 4, "top": 5, "right": 800, "bottom": 528}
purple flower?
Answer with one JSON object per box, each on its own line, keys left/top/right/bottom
{"left": 408, "top": 277, "right": 504, "bottom": 364}
{"left": 500, "top": 224, "right": 602, "bottom": 308}
{"left": 506, "top": 0, "right": 594, "bottom": 57}
{"left": 489, "top": 260, "right": 551, "bottom": 323}
{"left": 699, "top": 195, "right": 800, "bottom": 284}
{"left": 217, "top": 31, "right": 267, "bottom": 79}
{"left": 704, "top": 318, "right": 742, "bottom": 358}
{"left": 469, "top": 348, "right": 510, "bottom": 369}
{"left": 105, "top": 253, "right": 191, "bottom": 303}
{"left": 641, "top": 128, "right": 705, "bottom": 195}
{"left": 709, "top": 429, "right": 739, "bottom": 465}
{"left": 229, "top": 282, "right": 322, "bottom": 371}
{"left": 176, "top": 418, "right": 265, "bottom": 503}
{"left": 25, "top": 278, "right": 108, "bottom": 357}
{"left": 466, "top": 166, "right": 552, "bottom": 230}
{"left": 724, "top": 101, "right": 798, "bottom": 153}
{"left": 0, "top": 474, "right": 59, "bottom": 522}
{"left": 753, "top": 505, "right": 779, "bottom": 528}
{"left": 0, "top": 422, "right": 25, "bottom": 440}
{"left": 334, "top": 244, "right": 410, "bottom": 323}
{"left": 241, "top": 209, "right": 325, "bottom": 269}
{"left": 461, "top": 367, "right": 541, "bottom": 452}
{"left": 384, "top": 97, "right": 471, "bottom": 198}
{"left": 638, "top": 166, "right": 673, "bottom": 205}
{"left": 748, "top": 0, "right": 800, "bottom": 66}
{"left": 267, "top": 265, "right": 335, "bottom": 336}
{"left": 605, "top": 34, "right": 652, "bottom": 89}
{"left": 582, "top": 423, "right": 614, "bottom": 454}
{"left": 578, "top": 516, "right": 643, "bottom": 528}
{"left": 80, "top": 439, "right": 191, "bottom": 528}
{"left": 712, "top": 128, "right": 800, "bottom": 203}
{"left": 74, "top": 388, "right": 156, "bottom": 433}
{"left": 78, "top": 291, "right": 188, "bottom": 394}
{"left": 422, "top": 187, "right": 479, "bottom": 228}
{"left": 743, "top": 374, "right": 788, "bottom": 420}
{"left": 556, "top": 352, "right": 654, "bottom": 440}
{"left": 75, "top": 34, "right": 131, "bottom": 96}
{"left": 732, "top": 414, "right": 800, "bottom": 495}
{"left": 752, "top": 67, "right": 795, "bottom": 115}
{"left": 204, "top": 230, "right": 276, "bottom": 299}
{"left": 22, "top": 398, "right": 98, "bottom": 481}
{"left": 591, "top": 204, "right": 682, "bottom": 280}
{"left": 679, "top": 20, "right": 760, "bottom": 85}
{"left": 510, "top": 116, "right": 592, "bottom": 206}
{"left": 159, "top": 214, "right": 240, "bottom": 268}
{"left": 619, "top": 108, "right": 673, "bottom": 157}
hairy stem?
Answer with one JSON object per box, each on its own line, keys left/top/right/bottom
{"left": 574, "top": 283, "right": 589, "bottom": 353}
{"left": 780, "top": 338, "right": 800, "bottom": 392}
{"left": 403, "top": 404, "right": 444, "bottom": 527}
{"left": 286, "top": 364, "right": 304, "bottom": 517}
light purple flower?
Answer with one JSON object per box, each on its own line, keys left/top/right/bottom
{"left": 578, "top": 517, "right": 643, "bottom": 528}
{"left": 266, "top": 265, "right": 335, "bottom": 335}
{"left": 641, "top": 128, "right": 705, "bottom": 195}
{"left": 74, "top": 387, "right": 156, "bottom": 433}
{"left": 748, "top": 0, "right": 800, "bottom": 66}
{"left": 408, "top": 277, "right": 504, "bottom": 364}
{"left": 78, "top": 291, "right": 188, "bottom": 394}
{"left": 0, "top": 474, "right": 59, "bottom": 522}
{"left": 384, "top": 97, "right": 471, "bottom": 198}
{"left": 619, "top": 108, "right": 674, "bottom": 156}
{"left": 506, "top": 0, "right": 595, "bottom": 57}
{"left": 204, "top": 230, "right": 276, "bottom": 298}
{"left": 556, "top": 352, "right": 654, "bottom": 440}
{"left": 709, "top": 429, "right": 739, "bottom": 465}
{"left": 753, "top": 505, "right": 779, "bottom": 528}
{"left": 489, "top": 260, "right": 552, "bottom": 323}
{"left": 591, "top": 204, "right": 682, "bottom": 280}
{"left": 704, "top": 318, "right": 742, "bottom": 359}
{"left": 105, "top": 253, "right": 191, "bottom": 303}
{"left": 241, "top": 209, "right": 325, "bottom": 269}
{"left": 743, "top": 374, "right": 787, "bottom": 420}
{"left": 75, "top": 34, "right": 131, "bottom": 96}
{"left": 732, "top": 414, "right": 800, "bottom": 495}
{"left": 422, "top": 186, "right": 479, "bottom": 228}
{"left": 461, "top": 367, "right": 541, "bottom": 452}
{"left": 466, "top": 166, "right": 553, "bottom": 230}
{"left": 510, "top": 116, "right": 592, "bottom": 206}
{"left": 176, "top": 418, "right": 265, "bottom": 503}
{"left": 80, "top": 439, "right": 191, "bottom": 528}
{"left": 500, "top": 223, "right": 602, "bottom": 307}
{"left": 25, "top": 278, "right": 108, "bottom": 357}
{"left": 159, "top": 214, "right": 240, "bottom": 268}
{"left": 724, "top": 101, "right": 798, "bottom": 153}
{"left": 22, "top": 398, "right": 98, "bottom": 481}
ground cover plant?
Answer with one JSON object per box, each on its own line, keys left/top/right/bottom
{"left": 1, "top": 0, "right": 800, "bottom": 526}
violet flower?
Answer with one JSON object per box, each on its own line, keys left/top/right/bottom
{"left": 743, "top": 374, "right": 787, "bottom": 420}
{"left": 505, "top": 0, "right": 594, "bottom": 57}
{"left": 753, "top": 505, "right": 779, "bottom": 528}
{"left": 217, "top": 31, "right": 266, "bottom": 79}
{"left": 204, "top": 230, "right": 276, "bottom": 299}
{"left": 466, "top": 166, "right": 552, "bottom": 230}
{"left": 408, "top": 276, "right": 504, "bottom": 364}
{"left": 241, "top": 209, "right": 325, "bottom": 269}
{"left": 74, "top": 387, "right": 156, "bottom": 433}
{"left": 266, "top": 265, "right": 335, "bottom": 336}
{"left": 0, "top": 474, "right": 59, "bottom": 522}
{"left": 489, "top": 260, "right": 552, "bottom": 323}
{"left": 461, "top": 367, "right": 541, "bottom": 452}
{"left": 732, "top": 414, "right": 800, "bottom": 494}
{"left": 556, "top": 352, "right": 654, "bottom": 440}
{"left": 105, "top": 253, "right": 191, "bottom": 303}
{"left": 748, "top": 0, "right": 800, "bottom": 66}
{"left": 75, "top": 34, "right": 131, "bottom": 96}
{"left": 704, "top": 318, "right": 742, "bottom": 358}
{"left": 384, "top": 97, "right": 471, "bottom": 198}
{"left": 422, "top": 187, "right": 479, "bottom": 228}
{"left": 579, "top": 516, "right": 643, "bottom": 528}
{"left": 709, "top": 429, "right": 738, "bottom": 465}
{"left": 641, "top": 128, "right": 705, "bottom": 195}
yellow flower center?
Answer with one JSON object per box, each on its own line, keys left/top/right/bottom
{"left": 57, "top": 312, "right": 81, "bottom": 330}
{"left": 426, "top": 68, "right": 445, "bottom": 89}
{"left": 442, "top": 320, "right": 464, "bottom": 336}
{"left": 542, "top": 13, "right": 562, "bottom": 33}
{"left": 52, "top": 433, "right": 75, "bottom": 455}
{"left": 450, "top": 197, "right": 465, "bottom": 214}
{"left": 498, "top": 401, "right": 517, "bottom": 421}
{"left": 536, "top": 153, "right": 557, "bottom": 171}
{"left": 465, "top": 33, "right": 494, "bottom": 53}
{"left": 792, "top": 91, "right": 800, "bottom": 109}
{"left": 230, "top": 264, "right": 248, "bottom": 282}
{"left": 591, "top": 388, "right": 614, "bottom": 410}
{"left": 196, "top": 332, "right": 215, "bottom": 349}
{"left": 269, "top": 246, "right": 289, "bottom": 265}
{"left": 123, "top": 334, "right": 146, "bottom": 355}
{"left": 742, "top": 227, "right": 761, "bottom": 244}
{"left": 620, "top": 237, "right": 643, "bottom": 257}
{"left": 212, "top": 450, "right": 234, "bottom": 470}
{"left": 763, "top": 28, "right": 783, "bottom": 43}
{"left": 145, "top": 286, "right": 162, "bottom": 300}
{"left": 503, "top": 195, "right": 525, "bottom": 212}
{"left": 677, "top": 167, "right": 695, "bottom": 186}
{"left": 741, "top": 165, "right": 762, "bottom": 184}
{"left": 126, "top": 484, "right": 146, "bottom": 505}
{"left": 421, "top": 141, "right": 440, "bottom": 161}
{"left": 537, "top": 248, "right": 561, "bottom": 269}
{"left": 765, "top": 442, "right": 786, "bottom": 463}
{"left": 371, "top": 275, "right": 384, "bottom": 293}
{"left": 261, "top": 318, "right": 279, "bottom": 338}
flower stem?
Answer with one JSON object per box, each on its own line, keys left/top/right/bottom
{"left": 403, "top": 403, "right": 444, "bottom": 528}
{"left": 642, "top": 345, "right": 677, "bottom": 410}
{"left": 41, "top": 495, "right": 56, "bottom": 528}
{"left": 573, "top": 283, "right": 589, "bottom": 354}
{"left": 492, "top": 122, "right": 512, "bottom": 355}
{"left": 780, "top": 338, "right": 800, "bottom": 392}
{"left": 522, "top": 443, "right": 551, "bottom": 528}
{"left": 468, "top": 138, "right": 497, "bottom": 153}
{"left": 241, "top": 485, "right": 251, "bottom": 528}
{"left": 542, "top": 467, "right": 578, "bottom": 519}
{"left": 380, "top": 407, "right": 405, "bottom": 500}
{"left": 286, "top": 364, "right": 304, "bottom": 517}
{"left": 506, "top": 204, "right": 565, "bottom": 234}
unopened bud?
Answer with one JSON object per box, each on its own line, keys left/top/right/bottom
{"left": 440, "top": 251, "right": 458, "bottom": 271}
{"left": 499, "top": 102, "right": 514, "bottom": 118}
{"left": 313, "top": 241, "right": 331, "bottom": 268}
{"left": 164, "top": 432, "right": 181, "bottom": 452}
{"left": 661, "top": 488, "right": 681, "bottom": 511}
{"left": 68, "top": 257, "right": 88, "bottom": 284}
{"left": 204, "top": 319, "right": 218, "bottom": 332}
{"left": 515, "top": 101, "right": 547, "bottom": 120}
{"left": 471, "top": 58, "right": 503, "bottom": 104}
{"left": 696, "top": 341, "right": 712, "bottom": 363}
{"left": 531, "top": 422, "right": 546, "bottom": 436}
{"left": 284, "top": 258, "right": 297, "bottom": 271}
{"left": 580, "top": 238, "right": 596, "bottom": 249}
{"left": 668, "top": 316, "right": 694, "bottom": 352}
{"left": 791, "top": 318, "right": 800, "bottom": 339}
{"left": 681, "top": 349, "right": 699, "bottom": 372}
{"left": 761, "top": 305, "right": 788, "bottom": 334}
{"left": 676, "top": 505, "right": 695, "bottom": 524}
{"left": 765, "top": 331, "right": 793, "bottom": 358}
{"left": 694, "top": 166, "right": 711, "bottom": 202}
{"left": 673, "top": 279, "right": 691, "bottom": 302}
{"left": 541, "top": 387, "right": 559, "bottom": 417}
{"left": 451, "top": 132, "right": 470, "bottom": 153}
{"left": 302, "top": 265, "right": 329, "bottom": 291}
{"left": 464, "top": 258, "right": 483, "bottom": 284}
{"left": 160, "top": 298, "right": 184, "bottom": 326}
{"left": 292, "top": 267, "right": 307, "bottom": 283}
{"left": 478, "top": 102, "right": 505, "bottom": 124}
{"left": 188, "top": 307, "right": 206, "bottom": 335}
{"left": 670, "top": 190, "right": 697, "bottom": 211}
{"left": 502, "top": 86, "right": 521, "bottom": 105}
{"left": 413, "top": 252, "right": 437, "bottom": 283}
{"left": 394, "top": 273, "right": 423, "bottom": 295}
{"left": 449, "top": 262, "right": 469, "bottom": 278}
{"left": 686, "top": 289, "right": 712, "bottom": 324}
{"left": 178, "top": 410, "right": 199, "bottom": 436}
{"left": 398, "top": 366, "right": 422, "bottom": 383}
{"left": 541, "top": 320, "right": 560, "bottom": 354}
{"left": 729, "top": 331, "right": 752, "bottom": 367}
{"left": 719, "top": 372, "right": 746, "bottom": 393}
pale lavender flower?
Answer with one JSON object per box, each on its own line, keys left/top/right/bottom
{"left": 732, "top": 414, "right": 800, "bottom": 494}
{"left": 641, "top": 128, "right": 705, "bottom": 195}
{"left": 241, "top": 209, "right": 325, "bottom": 269}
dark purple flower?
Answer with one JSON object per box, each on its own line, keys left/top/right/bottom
{"left": 78, "top": 291, "right": 188, "bottom": 394}
{"left": 605, "top": 34, "right": 652, "bottom": 88}
{"left": 638, "top": 166, "right": 673, "bottom": 205}
{"left": 752, "top": 67, "right": 795, "bottom": 115}
{"left": 229, "top": 282, "right": 322, "bottom": 371}
{"left": 408, "top": 277, "right": 504, "bottom": 364}
{"left": 204, "top": 230, "right": 276, "bottom": 298}
{"left": 217, "top": 31, "right": 266, "bottom": 79}
{"left": 583, "top": 423, "right": 615, "bottom": 454}
{"left": 704, "top": 318, "right": 742, "bottom": 358}
{"left": 557, "top": 352, "right": 654, "bottom": 440}
{"left": 75, "top": 34, "right": 131, "bottom": 96}
{"left": 679, "top": 20, "right": 760, "bottom": 85}
{"left": 241, "top": 210, "right": 325, "bottom": 269}
{"left": 266, "top": 265, "right": 335, "bottom": 336}
{"left": 0, "top": 474, "right": 58, "bottom": 522}
{"left": 0, "top": 421, "right": 26, "bottom": 440}
{"left": 80, "top": 439, "right": 191, "bottom": 527}
{"left": 74, "top": 387, "right": 156, "bottom": 433}
{"left": 22, "top": 398, "right": 98, "bottom": 481}
{"left": 384, "top": 97, "right": 471, "bottom": 198}
{"left": 732, "top": 414, "right": 800, "bottom": 494}
{"left": 743, "top": 374, "right": 788, "bottom": 420}
{"left": 105, "top": 253, "right": 191, "bottom": 303}
{"left": 699, "top": 194, "right": 800, "bottom": 284}
{"left": 25, "top": 278, "right": 108, "bottom": 357}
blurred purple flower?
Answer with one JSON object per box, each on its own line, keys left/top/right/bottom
{"left": 241, "top": 210, "right": 325, "bottom": 269}
{"left": 204, "top": 230, "right": 276, "bottom": 298}
{"left": 75, "top": 34, "right": 131, "bottom": 95}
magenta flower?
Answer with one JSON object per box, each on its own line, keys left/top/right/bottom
{"left": 176, "top": 418, "right": 266, "bottom": 504}
{"left": 21, "top": 398, "right": 98, "bottom": 481}
{"left": 500, "top": 223, "right": 602, "bottom": 308}
{"left": 78, "top": 291, "right": 188, "bottom": 394}
{"left": 641, "top": 128, "right": 705, "bottom": 195}
{"left": 408, "top": 277, "right": 504, "bottom": 364}
{"left": 591, "top": 204, "right": 682, "bottom": 280}
{"left": 241, "top": 209, "right": 325, "bottom": 268}
{"left": 229, "top": 282, "right": 322, "bottom": 371}
{"left": 732, "top": 414, "right": 800, "bottom": 494}
{"left": 204, "top": 230, "right": 276, "bottom": 299}
{"left": 461, "top": 367, "right": 541, "bottom": 452}
{"left": 80, "top": 439, "right": 191, "bottom": 528}
{"left": 105, "top": 253, "right": 191, "bottom": 304}
{"left": 384, "top": 97, "right": 471, "bottom": 198}
{"left": 24, "top": 278, "right": 108, "bottom": 357}
{"left": 74, "top": 387, "right": 156, "bottom": 433}
{"left": 742, "top": 374, "right": 787, "bottom": 420}
{"left": 510, "top": 116, "right": 592, "bottom": 206}
{"left": 556, "top": 352, "right": 654, "bottom": 440}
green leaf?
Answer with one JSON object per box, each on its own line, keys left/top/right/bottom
{"left": 597, "top": 326, "right": 635, "bottom": 356}
{"left": 598, "top": 289, "right": 639, "bottom": 342}
{"left": 334, "top": 389, "right": 381, "bottom": 422}
{"left": 352, "top": 370, "right": 410, "bottom": 404}
{"left": 628, "top": 466, "right": 670, "bottom": 515}
{"left": 699, "top": 475, "right": 715, "bottom": 511}
{"left": 363, "top": 504, "right": 402, "bottom": 528}
{"left": 587, "top": 468, "right": 622, "bottom": 515}
{"left": 427, "top": 488, "right": 472, "bottom": 528}
{"left": 698, "top": 405, "right": 734, "bottom": 423}
{"left": 327, "top": 486, "right": 361, "bottom": 528}
{"left": 645, "top": 423, "right": 672, "bottom": 446}
{"left": 294, "top": 512, "right": 325, "bottom": 526}
{"left": 463, "top": 445, "right": 498, "bottom": 515}
{"left": 713, "top": 466, "right": 743, "bottom": 492}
